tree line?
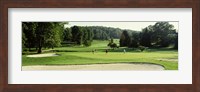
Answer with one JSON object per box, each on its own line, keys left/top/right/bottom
{"left": 22, "top": 22, "right": 128, "bottom": 53}
{"left": 22, "top": 22, "right": 178, "bottom": 53}
{"left": 63, "top": 26, "right": 130, "bottom": 42}
{"left": 62, "top": 26, "right": 126, "bottom": 46}
{"left": 119, "top": 22, "right": 178, "bottom": 49}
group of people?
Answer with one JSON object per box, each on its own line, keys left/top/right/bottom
{"left": 92, "top": 49, "right": 126, "bottom": 54}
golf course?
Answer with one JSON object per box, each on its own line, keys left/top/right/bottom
{"left": 22, "top": 22, "right": 178, "bottom": 70}
{"left": 22, "top": 40, "right": 178, "bottom": 70}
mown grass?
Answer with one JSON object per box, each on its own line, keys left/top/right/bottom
{"left": 22, "top": 40, "right": 178, "bottom": 70}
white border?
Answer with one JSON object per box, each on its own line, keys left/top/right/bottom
{"left": 8, "top": 8, "right": 192, "bottom": 84}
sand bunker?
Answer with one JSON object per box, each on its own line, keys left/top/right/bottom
{"left": 22, "top": 63, "right": 165, "bottom": 71}
{"left": 26, "top": 53, "right": 59, "bottom": 57}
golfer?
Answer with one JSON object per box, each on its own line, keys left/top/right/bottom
{"left": 124, "top": 49, "right": 126, "bottom": 54}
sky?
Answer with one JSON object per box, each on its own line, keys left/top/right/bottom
{"left": 64, "top": 22, "right": 178, "bottom": 31}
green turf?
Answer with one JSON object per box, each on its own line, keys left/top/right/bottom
{"left": 22, "top": 40, "right": 178, "bottom": 70}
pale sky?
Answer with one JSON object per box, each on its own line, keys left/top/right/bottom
{"left": 64, "top": 22, "right": 178, "bottom": 31}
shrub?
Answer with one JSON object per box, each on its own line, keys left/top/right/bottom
{"left": 83, "top": 40, "right": 91, "bottom": 47}
{"left": 108, "top": 42, "right": 118, "bottom": 49}
{"left": 110, "top": 43, "right": 117, "bottom": 49}
{"left": 139, "top": 46, "right": 146, "bottom": 52}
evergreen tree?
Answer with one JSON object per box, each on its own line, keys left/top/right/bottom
{"left": 71, "top": 26, "right": 83, "bottom": 45}
{"left": 120, "top": 30, "right": 131, "bottom": 47}
{"left": 140, "top": 27, "right": 152, "bottom": 47}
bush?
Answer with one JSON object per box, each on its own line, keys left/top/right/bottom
{"left": 107, "top": 42, "right": 112, "bottom": 46}
{"left": 108, "top": 42, "right": 117, "bottom": 49}
{"left": 110, "top": 43, "right": 117, "bottom": 49}
{"left": 139, "top": 46, "right": 146, "bottom": 52}
{"left": 83, "top": 40, "right": 91, "bottom": 46}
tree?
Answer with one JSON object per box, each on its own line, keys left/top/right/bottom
{"left": 71, "top": 26, "right": 79, "bottom": 42}
{"left": 87, "top": 28, "right": 94, "bottom": 41}
{"left": 120, "top": 30, "right": 131, "bottom": 47}
{"left": 108, "top": 38, "right": 117, "bottom": 49}
{"left": 129, "top": 31, "right": 140, "bottom": 48}
{"left": 85, "top": 26, "right": 127, "bottom": 40}
{"left": 35, "top": 22, "right": 55, "bottom": 53}
{"left": 139, "top": 22, "right": 177, "bottom": 48}
{"left": 140, "top": 26, "right": 152, "bottom": 47}
{"left": 77, "top": 29, "right": 83, "bottom": 45}
{"left": 22, "top": 22, "right": 68, "bottom": 53}
{"left": 22, "top": 31, "right": 27, "bottom": 48}
{"left": 71, "top": 26, "right": 83, "bottom": 45}
{"left": 44, "top": 23, "right": 63, "bottom": 49}
{"left": 82, "top": 27, "right": 89, "bottom": 46}
{"left": 110, "top": 43, "right": 117, "bottom": 49}
{"left": 107, "top": 38, "right": 113, "bottom": 47}
{"left": 110, "top": 38, "right": 114, "bottom": 43}
{"left": 22, "top": 22, "right": 37, "bottom": 50}
{"left": 174, "top": 32, "right": 178, "bottom": 49}
{"left": 151, "top": 22, "right": 176, "bottom": 47}
{"left": 63, "top": 28, "right": 72, "bottom": 42}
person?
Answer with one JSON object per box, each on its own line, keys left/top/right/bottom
{"left": 106, "top": 49, "right": 108, "bottom": 54}
{"left": 124, "top": 49, "right": 126, "bottom": 54}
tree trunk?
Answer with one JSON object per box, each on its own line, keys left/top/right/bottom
{"left": 37, "top": 46, "right": 42, "bottom": 53}
{"left": 37, "top": 39, "right": 42, "bottom": 53}
{"left": 28, "top": 42, "right": 31, "bottom": 51}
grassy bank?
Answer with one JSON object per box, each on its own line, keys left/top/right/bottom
{"left": 22, "top": 40, "right": 178, "bottom": 70}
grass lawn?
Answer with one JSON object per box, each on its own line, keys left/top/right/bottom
{"left": 22, "top": 40, "right": 178, "bottom": 70}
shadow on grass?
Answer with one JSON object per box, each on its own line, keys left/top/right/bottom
{"left": 23, "top": 46, "right": 177, "bottom": 55}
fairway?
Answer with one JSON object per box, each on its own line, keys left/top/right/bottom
{"left": 22, "top": 22, "right": 178, "bottom": 70}
{"left": 22, "top": 40, "right": 178, "bottom": 70}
